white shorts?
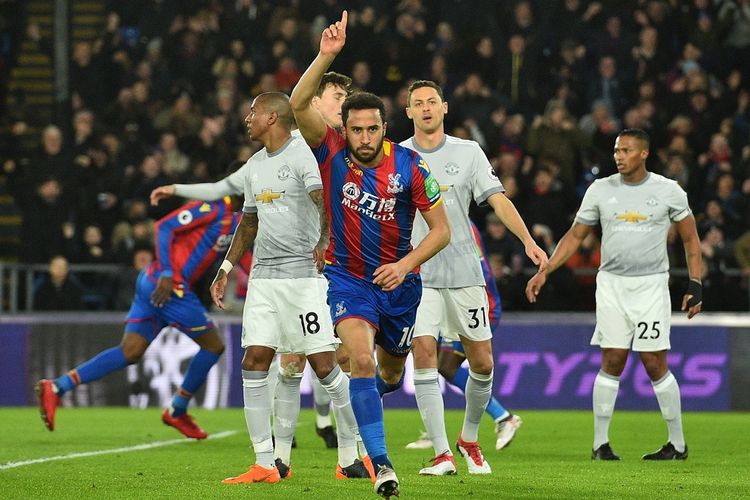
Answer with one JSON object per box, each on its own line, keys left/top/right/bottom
{"left": 414, "top": 286, "right": 492, "bottom": 342}
{"left": 241, "top": 277, "right": 338, "bottom": 356}
{"left": 591, "top": 271, "right": 671, "bottom": 352}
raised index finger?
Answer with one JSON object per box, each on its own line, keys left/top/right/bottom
{"left": 340, "top": 10, "right": 348, "bottom": 31}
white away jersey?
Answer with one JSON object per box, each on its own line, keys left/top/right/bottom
{"left": 243, "top": 135, "right": 323, "bottom": 279}
{"left": 174, "top": 130, "right": 304, "bottom": 200}
{"left": 575, "top": 172, "right": 691, "bottom": 276}
{"left": 401, "top": 135, "right": 504, "bottom": 288}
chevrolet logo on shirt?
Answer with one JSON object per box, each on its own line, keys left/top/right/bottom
{"left": 256, "top": 189, "right": 284, "bottom": 204}
{"left": 440, "top": 184, "right": 453, "bottom": 192}
{"left": 615, "top": 211, "right": 648, "bottom": 223}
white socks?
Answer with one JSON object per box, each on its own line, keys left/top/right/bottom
{"left": 242, "top": 370, "right": 274, "bottom": 468}
{"left": 319, "top": 365, "right": 359, "bottom": 467}
{"left": 652, "top": 371, "right": 685, "bottom": 452}
{"left": 592, "top": 370, "right": 620, "bottom": 449}
{"left": 462, "top": 370, "right": 493, "bottom": 442}
{"left": 414, "top": 368, "right": 450, "bottom": 455}
{"left": 273, "top": 373, "right": 301, "bottom": 465}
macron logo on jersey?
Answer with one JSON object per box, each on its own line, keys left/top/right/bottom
{"left": 342, "top": 182, "right": 396, "bottom": 221}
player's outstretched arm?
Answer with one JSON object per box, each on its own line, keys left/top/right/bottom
{"left": 150, "top": 185, "right": 176, "bottom": 206}
{"left": 290, "top": 10, "right": 348, "bottom": 147}
{"left": 373, "top": 203, "right": 450, "bottom": 291}
{"left": 309, "top": 189, "right": 330, "bottom": 273}
{"left": 210, "top": 212, "right": 258, "bottom": 310}
{"left": 486, "top": 192, "right": 548, "bottom": 271}
{"left": 526, "top": 222, "right": 591, "bottom": 303}
{"left": 150, "top": 171, "right": 245, "bottom": 206}
{"left": 675, "top": 215, "right": 703, "bottom": 319}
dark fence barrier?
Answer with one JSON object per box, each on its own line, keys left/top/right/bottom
{"left": 2, "top": 312, "right": 748, "bottom": 410}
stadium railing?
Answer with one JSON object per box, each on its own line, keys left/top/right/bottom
{"left": 0, "top": 262, "right": 746, "bottom": 313}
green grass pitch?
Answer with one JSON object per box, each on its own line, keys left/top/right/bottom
{"left": 2, "top": 408, "right": 748, "bottom": 499}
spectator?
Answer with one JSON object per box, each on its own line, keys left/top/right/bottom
{"left": 158, "top": 132, "right": 190, "bottom": 179}
{"left": 587, "top": 55, "right": 628, "bottom": 119}
{"left": 33, "top": 255, "right": 85, "bottom": 310}
{"left": 496, "top": 34, "right": 537, "bottom": 113}
{"left": 527, "top": 100, "right": 590, "bottom": 186}
{"left": 519, "top": 166, "right": 574, "bottom": 240}
{"left": 483, "top": 212, "right": 524, "bottom": 266}
{"left": 17, "top": 178, "right": 74, "bottom": 263}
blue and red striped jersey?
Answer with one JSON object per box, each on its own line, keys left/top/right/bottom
{"left": 312, "top": 126, "right": 442, "bottom": 281}
{"left": 148, "top": 197, "right": 239, "bottom": 290}
{"left": 471, "top": 221, "right": 502, "bottom": 328}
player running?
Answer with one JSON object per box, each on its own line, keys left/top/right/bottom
{"left": 290, "top": 11, "right": 451, "bottom": 498}
{"left": 36, "top": 171, "right": 244, "bottom": 438}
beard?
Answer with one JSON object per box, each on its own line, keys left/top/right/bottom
{"left": 349, "top": 138, "right": 384, "bottom": 165}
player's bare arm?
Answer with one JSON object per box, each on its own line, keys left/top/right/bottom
{"left": 373, "top": 202, "right": 450, "bottom": 292}
{"left": 486, "top": 192, "right": 549, "bottom": 271}
{"left": 210, "top": 212, "right": 259, "bottom": 309}
{"left": 290, "top": 10, "right": 348, "bottom": 146}
{"left": 675, "top": 215, "right": 703, "bottom": 319}
{"left": 526, "top": 222, "right": 592, "bottom": 303}
{"left": 309, "top": 188, "right": 329, "bottom": 273}
{"left": 149, "top": 184, "right": 176, "bottom": 206}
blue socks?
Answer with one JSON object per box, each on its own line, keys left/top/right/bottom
{"left": 171, "top": 349, "right": 221, "bottom": 416}
{"left": 55, "top": 346, "right": 129, "bottom": 395}
{"left": 375, "top": 367, "right": 404, "bottom": 397}
{"left": 350, "top": 377, "right": 392, "bottom": 469}
{"left": 448, "top": 365, "right": 507, "bottom": 421}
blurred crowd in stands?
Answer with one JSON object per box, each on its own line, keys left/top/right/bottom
{"left": 1, "top": 0, "right": 749, "bottom": 311}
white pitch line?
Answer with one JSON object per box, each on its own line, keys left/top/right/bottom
{"left": 0, "top": 430, "right": 240, "bottom": 471}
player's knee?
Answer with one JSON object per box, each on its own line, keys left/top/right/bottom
{"left": 379, "top": 365, "right": 404, "bottom": 386}
{"left": 241, "top": 348, "right": 272, "bottom": 371}
{"left": 601, "top": 356, "right": 627, "bottom": 376}
{"left": 469, "top": 358, "right": 493, "bottom": 376}
{"left": 349, "top": 351, "right": 375, "bottom": 377}
{"left": 120, "top": 343, "right": 146, "bottom": 363}
{"left": 411, "top": 336, "right": 437, "bottom": 368}
{"left": 335, "top": 349, "right": 350, "bottom": 366}
{"left": 640, "top": 356, "right": 667, "bottom": 381}
{"left": 307, "top": 351, "right": 337, "bottom": 379}
{"left": 206, "top": 342, "right": 225, "bottom": 356}
{"left": 280, "top": 353, "right": 306, "bottom": 377}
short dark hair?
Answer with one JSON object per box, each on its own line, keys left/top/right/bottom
{"left": 255, "top": 92, "right": 294, "bottom": 129}
{"left": 316, "top": 72, "right": 352, "bottom": 97}
{"left": 407, "top": 80, "right": 445, "bottom": 105}
{"left": 617, "top": 128, "right": 650, "bottom": 149}
{"left": 341, "top": 92, "right": 386, "bottom": 126}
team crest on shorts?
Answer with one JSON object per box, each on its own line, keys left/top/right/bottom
{"left": 335, "top": 301, "right": 347, "bottom": 317}
{"left": 277, "top": 165, "right": 291, "bottom": 181}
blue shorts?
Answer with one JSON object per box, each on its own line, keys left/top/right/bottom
{"left": 325, "top": 265, "right": 422, "bottom": 357}
{"left": 125, "top": 271, "right": 215, "bottom": 343}
{"left": 439, "top": 338, "right": 466, "bottom": 358}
